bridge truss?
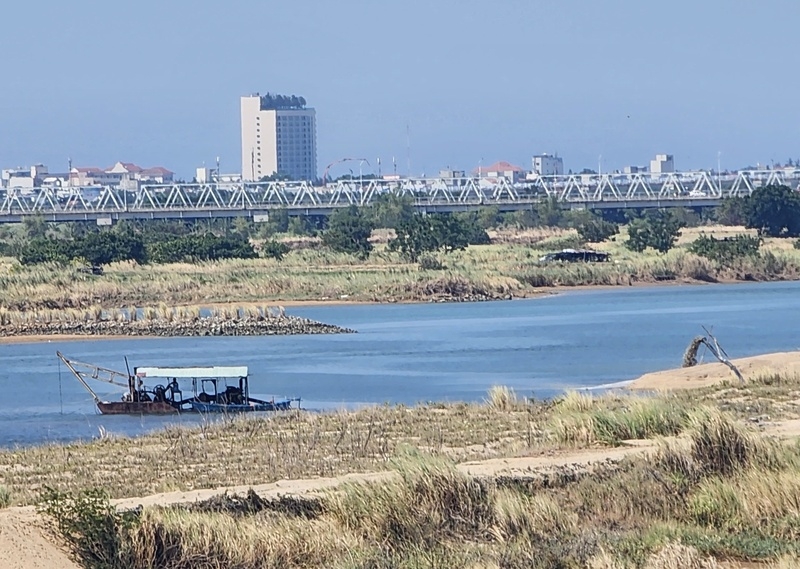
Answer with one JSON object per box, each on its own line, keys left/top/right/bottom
{"left": 1, "top": 169, "right": 799, "bottom": 223}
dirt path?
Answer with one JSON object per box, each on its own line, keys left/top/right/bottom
{"left": 0, "top": 507, "right": 76, "bottom": 569}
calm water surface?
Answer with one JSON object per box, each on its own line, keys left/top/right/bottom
{"left": 1, "top": 281, "right": 799, "bottom": 447}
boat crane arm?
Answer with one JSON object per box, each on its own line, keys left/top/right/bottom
{"left": 56, "top": 351, "right": 133, "bottom": 404}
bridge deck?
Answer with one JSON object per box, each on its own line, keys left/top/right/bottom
{"left": 1, "top": 169, "right": 798, "bottom": 223}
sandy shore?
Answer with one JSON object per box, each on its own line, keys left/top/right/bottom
{"left": 630, "top": 350, "right": 800, "bottom": 390}
{"left": 0, "top": 334, "right": 138, "bottom": 345}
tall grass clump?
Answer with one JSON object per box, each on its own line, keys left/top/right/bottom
{"left": 326, "top": 449, "right": 496, "bottom": 551}
{"left": 556, "top": 390, "right": 596, "bottom": 413}
{"left": 0, "top": 485, "right": 11, "bottom": 508}
{"left": 486, "top": 385, "right": 518, "bottom": 411}
{"left": 550, "top": 396, "right": 693, "bottom": 446}
{"left": 657, "top": 409, "right": 790, "bottom": 479}
{"left": 129, "top": 509, "right": 358, "bottom": 569}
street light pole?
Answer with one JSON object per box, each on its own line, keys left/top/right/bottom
{"left": 717, "top": 151, "right": 721, "bottom": 192}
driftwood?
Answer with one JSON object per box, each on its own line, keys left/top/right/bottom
{"left": 682, "top": 327, "right": 745, "bottom": 384}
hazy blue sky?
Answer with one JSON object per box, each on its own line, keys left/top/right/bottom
{"left": 1, "top": 0, "right": 798, "bottom": 179}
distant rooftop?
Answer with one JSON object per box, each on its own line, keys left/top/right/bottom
{"left": 474, "top": 161, "right": 525, "bottom": 173}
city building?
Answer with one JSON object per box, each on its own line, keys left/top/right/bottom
{"left": 531, "top": 153, "right": 564, "bottom": 176}
{"left": 241, "top": 93, "right": 317, "bottom": 182}
{"left": 68, "top": 163, "right": 174, "bottom": 188}
{"left": 1, "top": 164, "right": 57, "bottom": 189}
{"left": 139, "top": 166, "right": 174, "bottom": 184}
{"left": 475, "top": 161, "right": 525, "bottom": 183}
{"left": 439, "top": 168, "right": 465, "bottom": 179}
{"left": 623, "top": 165, "right": 648, "bottom": 174}
{"left": 649, "top": 154, "right": 675, "bottom": 174}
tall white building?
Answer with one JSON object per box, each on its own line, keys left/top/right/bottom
{"left": 649, "top": 154, "right": 675, "bottom": 174}
{"left": 532, "top": 153, "right": 564, "bottom": 176}
{"left": 241, "top": 93, "right": 317, "bottom": 181}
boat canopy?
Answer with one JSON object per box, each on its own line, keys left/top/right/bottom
{"left": 135, "top": 366, "right": 248, "bottom": 379}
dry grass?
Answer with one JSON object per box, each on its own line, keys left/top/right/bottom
{"left": 6, "top": 378, "right": 800, "bottom": 509}
{"left": 2, "top": 228, "right": 800, "bottom": 310}
{"left": 485, "top": 385, "right": 519, "bottom": 411}
{"left": 26, "top": 377, "right": 800, "bottom": 568}
{"left": 0, "top": 402, "right": 548, "bottom": 506}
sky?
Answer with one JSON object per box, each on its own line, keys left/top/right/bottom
{"left": 1, "top": 0, "right": 798, "bottom": 180}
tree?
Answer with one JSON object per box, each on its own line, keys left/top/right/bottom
{"left": 268, "top": 208, "right": 290, "bottom": 233}
{"left": 389, "top": 214, "right": 439, "bottom": 262}
{"left": 430, "top": 214, "right": 470, "bottom": 253}
{"left": 22, "top": 215, "right": 48, "bottom": 239}
{"left": 625, "top": 210, "right": 683, "bottom": 253}
{"left": 146, "top": 233, "right": 256, "bottom": 263}
{"left": 368, "top": 194, "right": 415, "bottom": 229}
{"left": 475, "top": 206, "right": 503, "bottom": 230}
{"left": 452, "top": 212, "right": 491, "bottom": 245}
{"left": 715, "top": 197, "right": 747, "bottom": 226}
{"left": 15, "top": 230, "right": 147, "bottom": 266}
{"left": 536, "top": 197, "right": 564, "bottom": 227}
{"left": 689, "top": 234, "right": 761, "bottom": 265}
{"left": 262, "top": 240, "right": 290, "bottom": 261}
{"left": 232, "top": 217, "right": 253, "bottom": 239}
{"left": 287, "top": 216, "right": 316, "bottom": 236}
{"left": 742, "top": 184, "right": 800, "bottom": 237}
{"left": 388, "top": 212, "right": 488, "bottom": 261}
{"left": 78, "top": 231, "right": 146, "bottom": 265}
{"left": 322, "top": 206, "right": 375, "bottom": 258}
{"left": 576, "top": 216, "right": 619, "bottom": 243}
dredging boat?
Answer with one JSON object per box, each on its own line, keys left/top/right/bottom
{"left": 56, "top": 352, "right": 300, "bottom": 415}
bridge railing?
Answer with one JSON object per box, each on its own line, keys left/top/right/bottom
{"left": 2, "top": 169, "right": 800, "bottom": 217}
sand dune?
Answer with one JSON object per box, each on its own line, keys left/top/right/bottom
{"left": 630, "top": 351, "right": 800, "bottom": 390}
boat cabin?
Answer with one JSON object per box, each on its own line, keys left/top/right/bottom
{"left": 134, "top": 366, "right": 250, "bottom": 409}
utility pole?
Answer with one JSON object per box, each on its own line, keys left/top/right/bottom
{"left": 406, "top": 124, "right": 411, "bottom": 177}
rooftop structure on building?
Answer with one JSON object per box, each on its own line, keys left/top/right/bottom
{"left": 68, "top": 162, "right": 174, "bottom": 188}
{"left": 531, "top": 153, "right": 564, "bottom": 176}
{"left": 474, "top": 161, "right": 526, "bottom": 183}
{"left": 241, "top": 92, "right": 317, "bottom": 182}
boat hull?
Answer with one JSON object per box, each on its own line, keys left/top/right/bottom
{"left": 97, "top": 401, "right": 178, "bottom": 414}
{"left": 191, "top": 400, "right": 294, "bottom": 413}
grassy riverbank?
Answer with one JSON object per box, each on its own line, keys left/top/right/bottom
{"left": 2, "top": 226, "right": 800, "bottom": 312}
{"left": 4, "top": 370, "right": 799, "bottom": 568}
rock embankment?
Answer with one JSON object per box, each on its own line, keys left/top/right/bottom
{"left": 0, "top": 315, "right": 355, "bottom": 339}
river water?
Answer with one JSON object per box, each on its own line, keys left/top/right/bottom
{"left": 1, "top": 281, "right": 799, "bottom": 447}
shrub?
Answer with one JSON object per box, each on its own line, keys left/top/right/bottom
{"left": 626, "top": 210, "right": 683, "bottom": 254}
{"left": 689, "top": 234, "right": 761, "bottom": 265}
{"left": 39, "top": 488, "right": 138, "bottom": 569}
{"left": 147, "top": 233, "right": 257, "bottom": 263}
{"left": 262, "top": 240, "right": 290, "bottom": 261}
{"left": 16, "top": 231, "right": 146, "bottom": 265}
{"left": 742, "top": 184, "right": 800, "bottom": 237}
{"left": 322, "top": 205, "right": 375, "bottom": 258}
{"left": 577, "top": 217, "right": 619, "bottom": 243}
{"left": 418, "top": 255, "right": 444, "bottom": 270}
{"left": 389, "top": 212, "right": 487, "bottom": 261}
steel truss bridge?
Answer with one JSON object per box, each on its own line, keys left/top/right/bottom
{"left": 2, "top": 168, "right": 800, "bottom": 223}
